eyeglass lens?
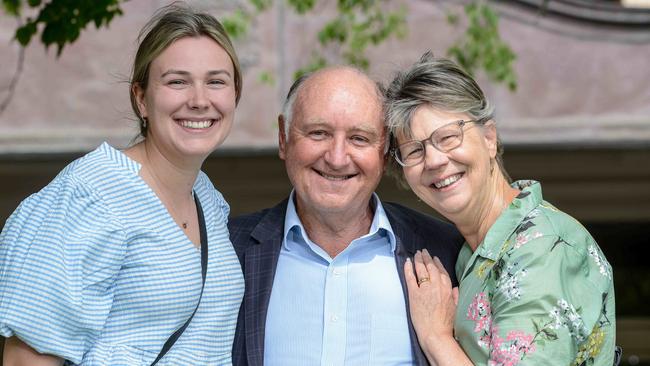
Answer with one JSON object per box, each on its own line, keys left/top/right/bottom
{"left": 396, "top": 121, "right": 465, "bottom": 166}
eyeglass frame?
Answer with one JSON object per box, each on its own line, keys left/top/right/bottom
{"left": 391, "top": 119, "right": 479, "bottom": 167}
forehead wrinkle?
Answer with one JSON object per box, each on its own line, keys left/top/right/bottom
{"left": 295, "top": 67, "right": 382, "bottom": 113}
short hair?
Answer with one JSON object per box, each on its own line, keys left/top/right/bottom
{"left": 385, "top": 51, "right": 510, "bottom": 186}
{"left": 280, "top": 67, "right": 387, "bottom": 150}
{"left": 280, "top": 72, "right": 312, "bottom": 140}
{"left": 129, "top": 3, "right": 242, "bottom": 137}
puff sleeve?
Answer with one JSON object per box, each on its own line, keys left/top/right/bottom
{"left": 0, "top": 174, "right": 126, "bottom": 364}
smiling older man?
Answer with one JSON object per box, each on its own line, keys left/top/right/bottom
{"left": 229, "top": 66, "right": 463, "bottom": 366}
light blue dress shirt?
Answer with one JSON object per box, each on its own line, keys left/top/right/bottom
{"left": 264, "top": 191, "right": 414, "bottom": 366}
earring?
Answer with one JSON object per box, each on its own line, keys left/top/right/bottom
{"left": 142, "top": 117, "right": 148, "bottom": 129}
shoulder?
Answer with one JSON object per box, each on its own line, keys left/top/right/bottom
{"left": 382, "top": 201, "right": 464, "bottom": 282}
{"left": 383, "top": 201, "right": 462, "bottom": 242}
{"left": 517, "top": 201, "right": 601, "bottom": 260}
{"left": 228, "top": 203, "right": 282, "bottom": 237}
{"left": 195, "top": 171, "right": 229, "bottom": 216}
{"left": 227, "top": 200, "right": 288, "bottom": 249}
{"left": 500, "top": 202, "right": 612, "bottom": 289}
{"left": 62, "top": 144, "right": 134, "bottom": 188}
{"left": 17, "top": 159, "right": 116, "bottom": 224}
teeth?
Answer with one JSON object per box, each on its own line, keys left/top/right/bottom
{"left": 180, "top": 120, "right": 213, "bottom": 129}
{"left": 434, "top": 174, "right": 462, "bottom": 189}
{"left": 320, "top": 172, "right": 352, "bottom": 181}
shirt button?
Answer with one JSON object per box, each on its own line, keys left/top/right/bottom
{"left": 333, "top": 269, "right": 341, "bottom": 276}
{"left": 331, "top": 315, "right": 339, "bottom": 322}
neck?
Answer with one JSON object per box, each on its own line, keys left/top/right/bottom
{"left": 127, "top": 140, "right": 199, "bottom": 199}
{"left": 296, "top": 199, "right": 375, "bottom": 258}
{"left": 454, "top": 174, "right": 519, "bottom": 251}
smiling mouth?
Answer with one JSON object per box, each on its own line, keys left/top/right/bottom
{"left": 314, "top": 169, "right": 357, "bottom": 181}
{"left": 178, "top": 119, "right": 216, "bottom": 129}
{"left": 431, "top": 173, "right": 463, "bottom": 189}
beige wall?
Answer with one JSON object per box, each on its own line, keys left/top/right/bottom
{"left": 1, "top": 0, "right": 650, "bottom": 153}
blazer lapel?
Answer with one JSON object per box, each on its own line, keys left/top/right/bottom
{"left": 384, "top": 203, "right": 429, "bottom": 366}
{"left": 243, "top": 200, "right": 288, "bottom": 366}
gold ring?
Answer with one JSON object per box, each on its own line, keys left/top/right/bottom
{"left": 417, "top": 277, "right": 430, "bottom": 285}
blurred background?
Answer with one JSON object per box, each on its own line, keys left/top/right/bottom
{"left": 1, "top": 0, "right": 649, "bottom": 364}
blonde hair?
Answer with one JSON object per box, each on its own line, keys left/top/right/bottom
{"left": 129, "top": 3, "right": 242, "bottom": 137}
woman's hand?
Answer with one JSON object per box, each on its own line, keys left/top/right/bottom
{"left": 3, "top": 337, "right": 63, "bottom": 366}
{"left": 405, "top": 249, "right": 457, "bottom": 341}
{"left": 405, "top": 249, "right": 472, "bottom": 366}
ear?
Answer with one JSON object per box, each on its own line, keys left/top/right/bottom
{"left": 482, "top": 120, "right": 498, "bottom": 159}
{"left": 381, "top": 129, "right": 389, "bottom": 168}
{"left": 278, "top": 115, "right": 287, "bottom": 161}
{"left": 132, "top": 83, "right": 148, "bottom": 119}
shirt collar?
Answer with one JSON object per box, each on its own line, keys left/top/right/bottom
{"left": 283, "top": 190, "right": 397, "bottom": 252}
{"left": 476, "top": 180, "right": 544, "bottom": 260}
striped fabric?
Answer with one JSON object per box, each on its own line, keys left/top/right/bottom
{"left": 0, "top": 142, "right": 244, "bottom": 365}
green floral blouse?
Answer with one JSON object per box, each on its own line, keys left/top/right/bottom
{"left": 454, "top": 180, "right": 615, "bottom": 366}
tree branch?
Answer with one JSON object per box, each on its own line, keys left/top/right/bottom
{"left": 0, "top": 45, "right": 25, "bottom": 116}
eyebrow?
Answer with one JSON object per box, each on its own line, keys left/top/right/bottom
{"left": 351, "top": 125, "right": 381, "bottom": 139}
{"left": 160, "top": 69, "right": 232, "bottom": 78}
{"left": 303, "top": 121, "right": 381, "bottom": 137}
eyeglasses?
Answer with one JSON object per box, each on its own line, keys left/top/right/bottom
{"left": 392, "top": 120, "right": 476, "bottom": 167}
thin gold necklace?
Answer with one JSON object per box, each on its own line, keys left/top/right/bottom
{"left": 143, "top": 160, "right": 193, "bottom": 230}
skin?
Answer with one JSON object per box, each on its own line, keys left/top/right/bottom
{"left": 3, "top": 337, "right": 63, "bottom": 366}
{"left": 278, "top": 67, "right": 386, "bottom": 258}
{"left": 127, "top": 35, "right": 237, "bottom": 246}
{"left": 3, "top": 35, "right": 237, "bottom": 365}
{"left": 397, "top": 106, "right": 519, "bottom": 366}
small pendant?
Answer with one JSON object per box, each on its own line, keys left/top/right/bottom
{"left": 182, "top": 222, "right": 188, "bottom": 229}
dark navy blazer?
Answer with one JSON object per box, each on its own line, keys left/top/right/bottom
{"left": 229, "top": 199, "right": 464, "bottom": 366}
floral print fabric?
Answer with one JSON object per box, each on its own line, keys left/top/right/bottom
{"left": 454, "top": 180, "right": 616, "bottom": 366}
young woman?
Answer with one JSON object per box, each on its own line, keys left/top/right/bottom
{"left": 1, "top": 4, "right": 244, "bottom": 365}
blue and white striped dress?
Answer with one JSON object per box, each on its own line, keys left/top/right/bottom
{"left": 0, "top": 142, "right": 244, "bottom": 365}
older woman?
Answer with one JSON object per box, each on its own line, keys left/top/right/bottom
{"left": 386, "top": 52, "right": 616, "bottom": 366}
{"left": 1, "top": 4, "right": 243, "bottom": 365}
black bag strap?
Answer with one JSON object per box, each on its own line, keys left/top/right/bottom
{"left": 150, "top": 193, "right": 208, "bottom": 366}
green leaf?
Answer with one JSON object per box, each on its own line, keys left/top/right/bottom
{"left": 15, "top": 21, "right": 36, "bottom": 45}
{"left": 287, "top": 0, "right": 315, "bottom": 14}
{"left": 542, "top": 328, "right": 558, "bottom": 340}
{"left": 26, "top": 0, "right": 39, "bottom": 6}
{"left": 293, "top": 55, "right": 327, "bottom": 80}
{"left": 258, "top": 70, "right": 276, "bottom": 86}
{"left": 249, "top": 0, "right": 272, "bottom": 12}
{"left": 446, "top": 11, "right": 459, "bottom": 25}
{"left": 318, "top": 18, "right": 348, "bottom": 44}
{"left": 447, "top": 1, "right": 517, "bottom": 90}
{"left": 532, "top": 319, "right": 541, "bottom": 332}
{"left": 222, "top": 9, "right": 250, "bottom": 39}
{"left": 2, "top": 0, "right": 21, "bottom": 16}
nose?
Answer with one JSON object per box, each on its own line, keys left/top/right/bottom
{"left": 188, "top": 86, "right": 209, "bottom": 110}
{"left": 422, "top": 143, "right": 449, "bottom": 170}
{"left": 323, "top": 136, "right": 351, "bottom": 169}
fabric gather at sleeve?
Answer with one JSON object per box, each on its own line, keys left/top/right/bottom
{"left": 0, "top": 173, "right": 126, "bottom": 363}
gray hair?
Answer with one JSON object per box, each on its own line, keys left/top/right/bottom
{"left": 281, "top": 72, "right": 312, "bottom": 140}
{"left": 280, "top": 67, "right": 388, "bottom": 152}
{"left": 385, "top": 51, "right": 510, "bottom": 186}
